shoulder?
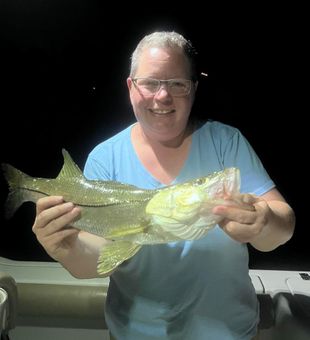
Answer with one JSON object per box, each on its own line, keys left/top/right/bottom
{"left": 195, "top": 119, "right": 241, "bottom": 141}
{"left": 84, "top": 125, "right": 133, "bottom": 180}
{"left": 88, "top": 125, "right": 133, "bottom": 160}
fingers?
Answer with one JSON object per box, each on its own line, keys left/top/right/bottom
{"left": 221, "top": 193, "right": 257, "bottom": 211}
{"left": 32, "top": 196, "right": 82, "bottom": 261}
{"left": 214, "top": 206, "right": 255, "bottom": 225}
{"left": 219, "top": 211, "right": 262, "bottom": 243}
{"left": 213, "top": 197, "right": 269, "bottom": 243}
{"left": 32, "top": 196, "right": 81, "bottom": 235}
{"left": 35, "top": 196, "right": 64, "bottom": 215}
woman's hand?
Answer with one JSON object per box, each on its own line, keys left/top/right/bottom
{"left": 32, "top": 196, "right": 81, "bottom": 261}
{"left": 32, "top": 196, "right": 110, "bottom": 278}
{"left": 212, "top": 194, "right": 271, "bottom": 243}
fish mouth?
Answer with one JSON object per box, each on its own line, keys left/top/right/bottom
{"left": 149, "top": 109, "right": 175, "bottom": 116}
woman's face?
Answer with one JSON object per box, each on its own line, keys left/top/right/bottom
{"left": 127, "top": 47, "right": 197, "bottom": 143}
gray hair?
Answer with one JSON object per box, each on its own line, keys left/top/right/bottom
{"left": 129, "top": 31, "right": 198, "bottom": 81}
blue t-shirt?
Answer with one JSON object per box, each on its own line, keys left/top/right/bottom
{"left": 84, "top": 120, "right": 275, "bottom": 340}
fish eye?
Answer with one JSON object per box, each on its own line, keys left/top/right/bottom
{"left": 196, "top": 178, "right": 205, "bottom": 185}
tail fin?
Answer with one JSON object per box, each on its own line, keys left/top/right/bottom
{"left": 1, "top": 163, "right": 33, "bottom": 219}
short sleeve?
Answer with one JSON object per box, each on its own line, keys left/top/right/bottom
{"left": 222, "top": 127, "right": 275, "bottom": 195}
{"left": 83, "top": 156, "right": 109, "bottom": 180}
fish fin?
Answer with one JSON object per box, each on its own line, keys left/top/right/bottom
{"left": 97, "top": 241, "right": 141, "bottom": 276}
{"left": 57, "top": 149, "right": 84, "bottom": 180}
{"left": 1, "top": 163, "right": 36, "bottom": 218}
{"left": 2, "top": 190, "right": 45, "bottom": 219}
{"left": 2, "top": 163, "right": 27, "bottom": 189}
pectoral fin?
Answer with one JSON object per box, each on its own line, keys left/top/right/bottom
{"left": 97, "top": 241, "right": 142, "bottom": 276}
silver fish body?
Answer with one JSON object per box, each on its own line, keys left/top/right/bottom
{"left": 2, "top": 149, "right": 241, "bottom": 275}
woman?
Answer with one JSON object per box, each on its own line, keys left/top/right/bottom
{"left": 33, "top": 31, "right": 295, "bottom": 339}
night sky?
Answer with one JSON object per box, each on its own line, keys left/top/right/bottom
{"left": 0, "top": 2, "right": 306, "bottom": 270}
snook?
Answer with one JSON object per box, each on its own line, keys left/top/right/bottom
{"left": 2, "top": 149, "right": 241, "bottom": 275}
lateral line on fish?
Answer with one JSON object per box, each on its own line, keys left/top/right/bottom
{"left": 17, "top": 187, "right": 151, "bottom": 207}
{"left": 105, "top": 225, "right": 148, "bottom": 239}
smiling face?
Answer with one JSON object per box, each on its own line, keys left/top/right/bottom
{"left": 127, "top": 47, "right": 197, "bottom": 144}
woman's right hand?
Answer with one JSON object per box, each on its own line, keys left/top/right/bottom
{"left": 32, "top": 196, "right": 81, "bottom": 262}
{"left": 32, "top": 196, "right": 109, "bottom": 278}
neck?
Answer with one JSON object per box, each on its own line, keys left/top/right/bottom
{"left": 135, "top": 122, "right": 193, "bottom": 149}
{"left": 131, "top": 122, "right": 194, "bottom": 185}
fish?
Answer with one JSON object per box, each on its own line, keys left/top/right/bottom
{"left": 2, "top": 149, "right": 242, "bottom": 276}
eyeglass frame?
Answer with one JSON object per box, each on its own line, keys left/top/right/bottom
{"left": 131, "top": 77, "right": 193, "bottom": 97}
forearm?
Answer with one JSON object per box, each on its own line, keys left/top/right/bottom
{"left": 60, "top": 232, "right": 111, "bottom": 279}
{"left": 250, "top": 200, "right": 295, "bottom": 252}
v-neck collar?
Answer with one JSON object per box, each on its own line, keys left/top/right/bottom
{"left": 128, "top": 123, "right": 198, "bottom": 188}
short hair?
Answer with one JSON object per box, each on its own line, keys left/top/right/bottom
{"left": 130, "top": 31, "right": 198, "bottom": 81}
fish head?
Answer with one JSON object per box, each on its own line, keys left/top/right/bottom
{"left": 145, "top": 168, "right": 241, "bottom": 230}
{"left": 188, "top": 168, "right": 240, "bottom": 199}
{"left": 146, "top": 182, "right": 206, "bottom": 227}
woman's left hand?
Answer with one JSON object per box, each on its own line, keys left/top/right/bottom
{"left": 212, "top": 194, "right": 272, "bottom": 243}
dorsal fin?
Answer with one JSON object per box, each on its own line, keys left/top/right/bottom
{"left": 56, "top": 149, "right": 84, "bottom": 180}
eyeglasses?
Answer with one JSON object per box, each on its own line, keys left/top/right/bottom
{"left": 132, "top": 78, "right": 192, "bottom": 97}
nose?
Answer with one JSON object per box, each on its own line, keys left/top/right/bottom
{"left": 154, "top": 83, "right": 172, "bottom": 100}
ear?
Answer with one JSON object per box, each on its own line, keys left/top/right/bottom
{"left": 127, "top": 77, "right": 135, "bottom": 105}
{"left": 127, "top": 77, "right": 133, "bottom": 91}
{"left": 194, "top": 81, "right": 199, "bottom": 91}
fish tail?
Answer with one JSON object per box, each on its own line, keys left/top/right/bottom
{"left": 97, "top": 241, "right": 142, "bottom": 276}
{"left": 1, "top": 163, "right": 33, "bottom": 219}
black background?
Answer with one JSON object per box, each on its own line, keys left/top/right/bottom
{"left": 0, "top": 2, "right": 307, "bottom": 269}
